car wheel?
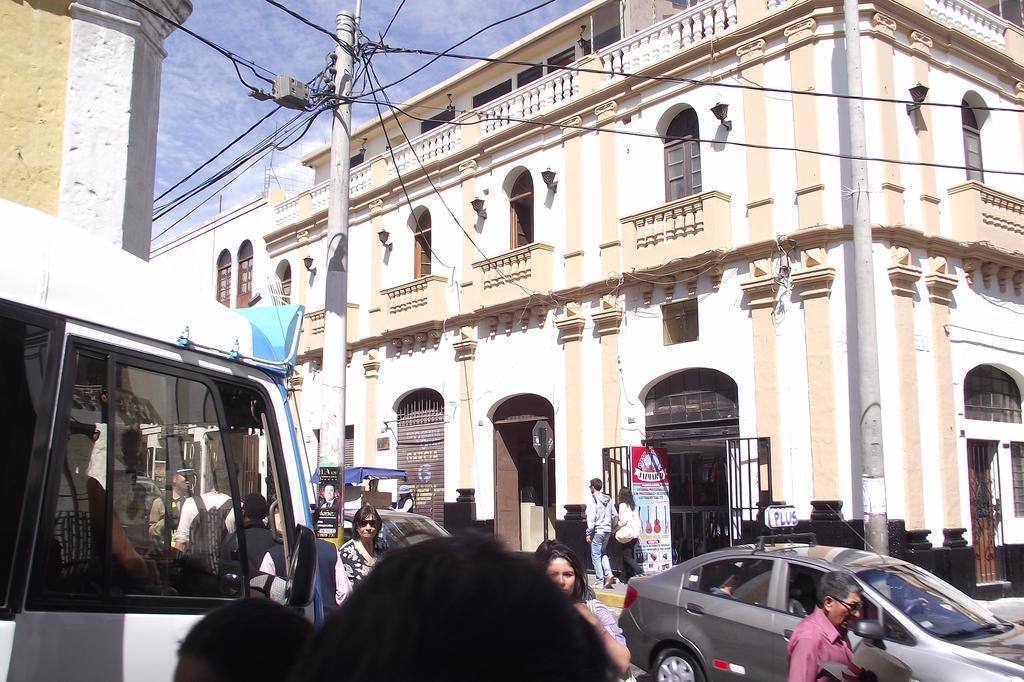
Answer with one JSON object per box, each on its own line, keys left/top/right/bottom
{"left": 654, "top": 648, "right": 705, "bottom": 682}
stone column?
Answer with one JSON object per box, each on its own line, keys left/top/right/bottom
{"left": 459, "top": 158, "right": 480, "bottom": 306}
{"left": 555, "top": 302, "right": 587, "bottom": 505}
{"left": 909, "top": 31, "right": 940, "bottom": 234}
{"left": 592, "top": 295, "right": 624, "bottom": 450}
{"left": 791, "top": 248, "right": 838, "bottom": 499}
{"left": 925, "top": 257, "right": 962, "bottom": 528}
{"left": 453, "top": 327, "right": 478, "bottom": 490}
{"left": 740, "top": 259, "right": 783, "bottom": 494}
{"left": 887, "top": 247, "right": 924, "bottom": 529}
{"left": 562, "top": 116, "right": 586, "bottom": 286}
{"left": 367, "top": 199, "right": 385, "bottom": 335}
{"left": 60, "top": 0, "right": 192, "bottom": 258}
{"left": 595, "top": 101, "right": 621, "bottom": 276}
{"left": 871, "top": 14, "right": 906, "bottom": 225}
{"left": 737, "top": 40, "right": 774, "bottom": 242}
{"left": 784, "top": 19, "right": 824, "bottom": 228}
{"left": 362, "top": 350, "right": 380, "bottom": 467}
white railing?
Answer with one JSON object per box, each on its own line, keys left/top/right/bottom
{"left": 479, "top": 70, "right": 578, "bottom": 136}
{"left": 273, "top": 195, "right": 301, "bottom": 228}
{"left": 351, "top": 163, "right": 372, "bottom": 196}
{"left": 388, "top": 124, "right": 462, "bottom": 178}
{"left": 926, "top": 0, "right": 1007, "bottom": 48}
{"left": 600, "top": 0, "right": 737, "bottom": 75}
{"left": 310, "top": 180, "right": 330, "bottom": 215}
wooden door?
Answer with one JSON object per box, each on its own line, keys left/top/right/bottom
{"left": 494, "top": 427, "right": 520, "bottom": 549}
{"left": 967, "top": 440, "right": 1000, "bottom": 583}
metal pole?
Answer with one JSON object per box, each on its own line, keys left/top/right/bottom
{"left": 542, "top": 456, "right": 550, "bottom": 541}
{"left": 319, "top": 9, "right": 357, "bottom": 497}
{"left": 842, "top": 0, "right": 888, "bottom": 552}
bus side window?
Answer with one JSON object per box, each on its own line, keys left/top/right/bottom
{"left": 0, "top": 312, "right": 56, "bottom": 611}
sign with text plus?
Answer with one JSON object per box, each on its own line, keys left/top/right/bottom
{"left": 765, "top": 504, "right": 798, "bottom": 529}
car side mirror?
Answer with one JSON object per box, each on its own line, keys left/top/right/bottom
{"left": 286, "top": 524, "right": 317, "bottom": 608}
{"left": 852, "top": 619, "right": 885, "bottom": 644}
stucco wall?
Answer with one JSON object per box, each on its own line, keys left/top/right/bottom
{"left": 0, "top": 1, "right": 71, "bottom": 214}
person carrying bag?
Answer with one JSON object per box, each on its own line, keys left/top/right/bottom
{"left": 614, "top": 487, "right": 644, "bottom": 582}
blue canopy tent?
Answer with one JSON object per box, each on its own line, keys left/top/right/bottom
{"left": 311, "top": 467, "right": 407, "bottom": 486}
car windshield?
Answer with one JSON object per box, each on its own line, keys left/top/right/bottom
{"left": 383, "top": 516, "right": 447, "bottom": 546}
{"left": 856, "top": 565, "right": 1004, "bottom": 639}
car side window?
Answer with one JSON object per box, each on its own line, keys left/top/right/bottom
{"left": 786, "top": 565, "right": 824, "bottom": 617}
{"left": 697, "top": 558, "right": 774, "bottom": 607}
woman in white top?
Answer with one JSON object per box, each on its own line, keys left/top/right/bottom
{"left": 614, "top": 487, "right": 645, "bottom": 582}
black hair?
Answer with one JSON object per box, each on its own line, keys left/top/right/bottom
{"left": 535, "top": 541, "right": 593, "bottom": 603}
{"left": 590, "top": 478, "right": 603, "bottom": 491}
{"left": 616, "top": 487, "right": 635, "bottom": 510}
{"left": 351, "top": 504, "right": 382, "bottom": 541}
{"left": 817, "top": 570, "right": 861, "bottom": 606}
{"left": 291, "top": 534, "right": 613, "bottom": 682}
{"left": 177, "top": 598, "right": 312, "bottom": 682}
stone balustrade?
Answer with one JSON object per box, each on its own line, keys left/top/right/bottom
{"left": 622, "top": 191, "right": 732, "bottom": 271}
{"left": 479, "top": 70, "right": 578, "bottom": 136}
{"left": 925, "top": 0, "right": 1007, "bottom": 48}
{"left": 948, "top": 181, "right": 1024, "bottom": 253}
{"left": 380, "top": 275, "right": 449, "bottom": 333}
{"left": 471, "top": 243, "right": 555, "bottom": 308}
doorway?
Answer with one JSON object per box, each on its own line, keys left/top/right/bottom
{"left": 492, "top": 395, "right": 555, "bottom": 550}
{"left": 397, "top": 389, "right": 445, "bottom": 524}
{"left": 967, "top": 439, "right": 1003, "bottom": 583}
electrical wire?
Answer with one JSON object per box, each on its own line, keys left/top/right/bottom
{"left": 373, "top": 43, "right": 1024, "bottom": 114}
{"left": 259, "top": 0, "right": 356, "bottom": 56}
{"left": 124, "top": 0, "right": 275, "bottom": 90}
{"left": 347, "top": 95, "right": 1024, "bottom": 177}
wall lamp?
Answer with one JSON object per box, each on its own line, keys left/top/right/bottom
{"left": 541, "top": 168, "right": 558, "bottom": 193}
{"left": 247, "top": 292, "right": 262, "bottom": 307}
{"left": 377, "top": 228, "right": 391, "bottom": 248}
{"left": 303, "top": 256, "right": 316, "bottom": 275}
{"left": 906, "top": 83, "right": 929, "bottom": 114}
{"left": 470, "top": 197, "right": 487, "bottom": 219}
{"left": 711, "top": 102, "right": 732, "bottom": 130}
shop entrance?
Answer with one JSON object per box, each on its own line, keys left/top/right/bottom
{"left": 492, "top": 395, "right": 555, "bottom": 551}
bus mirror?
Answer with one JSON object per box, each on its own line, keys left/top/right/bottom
{"left": 286, "top": 524, "right": 317, "bottom": 608}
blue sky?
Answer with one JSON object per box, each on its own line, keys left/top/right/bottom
{"left": 153, "top": 0, "right": 593, "bottom": 242}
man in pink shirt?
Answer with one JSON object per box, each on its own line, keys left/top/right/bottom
{"left": 787, "top": 571, "right": 868, "bottom": 682}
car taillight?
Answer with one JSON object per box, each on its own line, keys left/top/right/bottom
{"left": 623, "top": 585, "right": 638, "bottom": 609}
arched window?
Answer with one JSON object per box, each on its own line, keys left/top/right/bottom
{"left": 965, "top": 365, "right": 1021, "bottom": 423}
{"left": 414, "top": 209, "right": 432, "bottom": 278}
{"left": 276, "top": 260, "right": 292, "bottom": 304}
{"left": 216, "top": 250, "right": 232, "bottom": 307}
{"left": 236, "top": 241, "right": 253, "bottom": 308}
{"left": 509, "top": 172, "right": 534, "bottom": 249}
{"left": 664, "top": 108, "right": 702, "bottom": 201}
{"left": 962, "top": 100, "right": 984, "bottom": 182}
{"left": 644, "top": 368, "right": 738, "bottom": 427}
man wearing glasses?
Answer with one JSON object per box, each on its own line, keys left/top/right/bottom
{"left": 787, "top": 571, "right": 870, "bottom": 681}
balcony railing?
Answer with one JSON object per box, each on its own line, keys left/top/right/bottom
{"left": 388, "top": 125, "right": 461, "bottom": 178}
{"left": 926, "top": 0, "right": 1007, "bottom": 48}
{"left": 479, "top": 70, "right": 578, "bottom": 136}
{"left": 471, "top": 243, "right": 555, "bottom": 307}
{"left": 621, "top": 191, "right": 732, "bottom": 272}
{"left": 599, "top": 0, "right": 736, "bottom": 75}
{"left": 948, "top": 181, "right": 1024, "bottom": 252}
{"left": 297, "top": 306, "right": 357, "bottom": 356}
{"left": 380, "top": 275, "right": 449, "bottom": 333}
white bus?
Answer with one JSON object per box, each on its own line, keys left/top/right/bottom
{"left": 0, "top": 200, "right": 319, "bottom": 681}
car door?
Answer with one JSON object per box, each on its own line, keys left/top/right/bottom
{"left": 774, "top": 562, "right": 827, "bottom": 679}
{"left": 687, "top": 557, "right": 779, "bottom": 681}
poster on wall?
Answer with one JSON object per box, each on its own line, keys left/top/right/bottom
{"left": 315, "top": 466, "right": 340, "bottom": 539}
{"left": 631, "top": 445, "right": 672, "bottom": 574}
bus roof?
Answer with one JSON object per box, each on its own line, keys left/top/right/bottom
{"left": 2, "top": 200, "right": 301, "bottom": 368}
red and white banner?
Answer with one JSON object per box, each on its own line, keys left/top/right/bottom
{"left": 631, "top": 446, "right": 672, "bottom": 573}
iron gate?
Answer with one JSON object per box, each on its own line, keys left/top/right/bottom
{"left": 397, "top": 390, "right": 445, "bottom": 524}
{"left": 726, "top": 437, "right": 772, "bottom": 544}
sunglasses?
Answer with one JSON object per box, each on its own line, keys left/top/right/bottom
{"left": 831, "top": 596, "right": 863, "bottom": 613}
{"left": 358, "top": 519, "right": 379, "bottom": 527}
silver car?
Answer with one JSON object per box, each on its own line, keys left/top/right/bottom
{"left": 619, "top": 540, "right": 1024, "bottom": 681}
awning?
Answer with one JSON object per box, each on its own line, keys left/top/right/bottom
{"left": 311, "top": 467, "right": 408, "bottom": 486}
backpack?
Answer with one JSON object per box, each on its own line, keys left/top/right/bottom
{"left": 187, "top": 495, "right": 232, "bottom": 574}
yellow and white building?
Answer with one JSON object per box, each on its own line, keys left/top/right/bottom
{"left": 153, "top": 0, "right": 1024, "bottom": 591}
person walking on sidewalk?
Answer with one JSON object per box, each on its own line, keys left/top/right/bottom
{"left": 585, "top": 478, "right": 617, "bottom": 589}
{"left": 614, "top": 486, "right": 645, "bottom": 582}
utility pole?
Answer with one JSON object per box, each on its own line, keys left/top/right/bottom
{"left": 319, "top": 6, "right": 359, "bottom": 502}
{"left": 843, "top": 0, "right": 888, "bottom": 553}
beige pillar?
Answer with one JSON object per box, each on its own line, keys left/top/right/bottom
{"left": 459, "top": 158, "right": 480, "bottom": 306}
{"left": 453, "top": 327, "right": 478, "bottom": 489}
{"left": 785, "top": 19, "right": 824, "bottom": 228}
{"left": 562, "top": 116, "right": 586, "bottom": 286}
{"left": 362, "top": 350, "right": 380, "bottom": 466}
{"left": 909, "top": 31, "right": 939, "bottom": 234}
{"left": 595, "top": 101, "right": 622, "bottom": 276}
{"left": 368, "top": 199, "right": 386, "bottom": 335}
{"left": 925, "top": 257, "right": 962, "bottom": 527}
{"left": 740, "top": 259, "right": 783, "bottom": 494}
{"left": 888, "top": 247, "right": 925, "bottom": 529}
{"left": 791, "top": 248, "right": 838, "bottom": 499}
{"left": 737, "top": 40, "right": 774, "bottom": 242}
{"left": 592, "top": 295, "right": 624, "bottom": 449}
{"left": 872, "top": 14, "right": 906, "bottom": 225}
{"left": 555, "top": 302, "right": 587, "bottom": 505}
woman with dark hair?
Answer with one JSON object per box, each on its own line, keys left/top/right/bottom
{"left": 335, "top": 504, "right": 385, "bottom": 605}
{"left": 614, "top": 487, "right": 644, "bottom": 582}
{"left": 536, "top": 542, "right": 632, "bottom": 679}
{"left": 291, "top": 535, "right": 612, "bottom": 682}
